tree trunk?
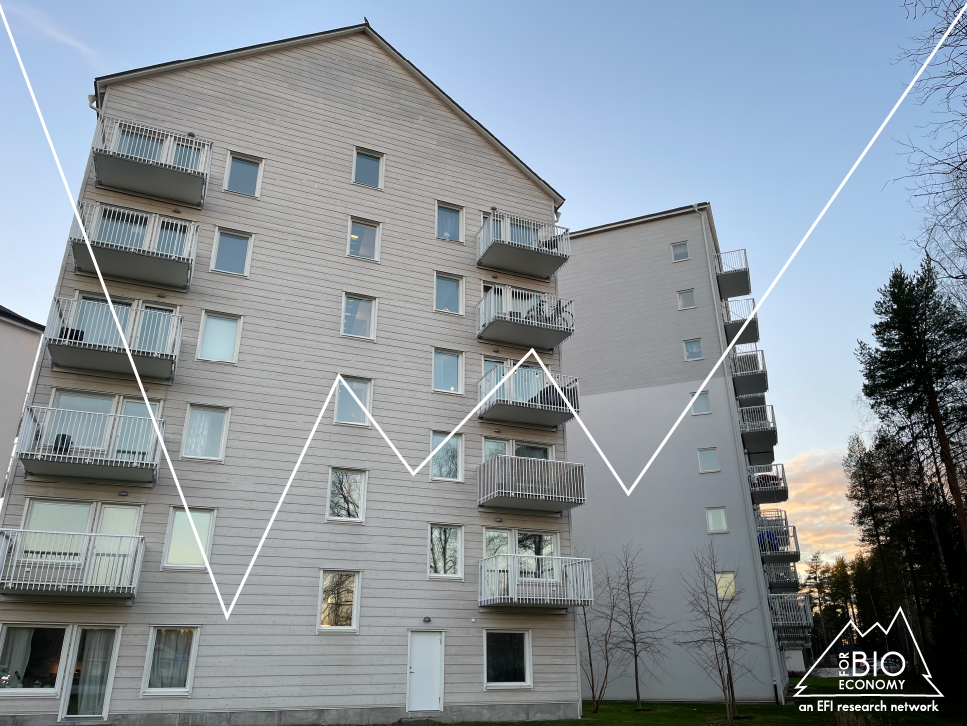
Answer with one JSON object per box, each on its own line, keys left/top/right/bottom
{"left": 925, "top": 387, "right": 967, "bottom": 553}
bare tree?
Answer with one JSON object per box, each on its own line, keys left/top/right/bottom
{"left": 675, "top": 543, "right": 760, "bottom": 723}
{"left": 579, "top": 559, "right": 625, "bottom": 713}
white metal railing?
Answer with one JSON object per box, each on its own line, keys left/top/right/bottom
{"left": 46, "top": 297, "right": 183, "bottom": 359}
{"left": 757, "top": 523, "right": 800, "bottom": 560}
{"left": 715, "top": 249, "right": 749, "bottom": 274}
{"left": 477, "top": 211, "right": 570, "bottom": 260}
{"left": 478, "top": 367, "right": 579, "bottom": 415}
{"left": 722, "top": 297, "right": 757, "bottom": 324}
{"left": 768, "top": 593, "right": 813, "bottom": 627}
{"left": 477, "top": 285, "right": 575, "bottom": 336}
{"left": 739, "top": 405, "right": 777, "bottom": 433}
{"left": 749, "top": 463, "right": 787, "bottom": 496}
{"left": 757, "top": 507, "right": 789, "bottom": 528}
{"left": 478, "top": 456, "right": 585, "bottom": 506}
{"left": 94, "top": 115, "right": 212, "bottom": 177}
{"left": 17, "top": 407, "right": 165, "bottom": 470}
{"left": 730, "top": 347, "right": 767, "bottom": 377}
{"left": 69, "top": 200, "right": 199, "bottom": 261}
{"left": 765, "top": 562, "right": 800, "bottom": 589}
{"left": 0, "top": 529, "right": 144, "bottom": 594}
{"left": 479, "top": 554, "right": 593, "bottom": 607}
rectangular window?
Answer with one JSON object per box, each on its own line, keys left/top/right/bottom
{"left": 692, "top": 391, "right": 711, "bottom": 415}
{"left": 327, "top": 469, "right": 366, "bottom": 522}
{"left": 181, "top": 405, "right": 229, "bottom": 460}
{"left": 485, "top": 529, "right": 510, "bottom": 557}
{"left": 348, "top": 219, "right": 379, "bottom": 261}
{"left": 428, "top": 524, "right": 462, "bottom": 579}
{"left": 353, "top": 150, "right": 382, "bottom": 188}
{"left": 483, "top": 438, "right": 508, "bottom": 462}
{"left": 517, "top": 531, "right": 556, "bottom": 579}
{"left": 211, "top": 230, "right": 252, "bottom": 276}
{"left": 706, "top": 507, "right": 728, "bottom": 533}
{"left": 434, "top": 273, "right": 462, "bottom": 314}
{"left": 485, "top": 631, "right": 531, "bottom": 689}
{"left": 318, "top": 571, "right": 360, "bottom": 632}
{"left": 433, "top": 349, "right": 462, "bottom": 393}
{"left": 431, "top": 432, "right": 462, "bottom": 481}
{"left": 678, "top": 289, "right": 696, "bottom": 309}
{"left": 515, "top": 442, "right": 549, "bottom": 459}
{"left": 142, "top": 627, "right": 199, "bottom": 696}
{"left": 342, "top": 294, "right": 376, "bottom": 339}
{"left": 716, "top": 572, "right": 737, "bottom": 599}
{"left": 0, "top": 624, "right": 67, "bottom": 691}
{"left": 335, "top": 377, "right": 371, "bottom": 426}
{"left": 162, "top": 507, "right": 215, "bottom": 569}
{"left": 436, "top": 204, "right": 462, "bottom": 242}
{"left": 198, "top": 312, "right": 241, "bottom": 363}
{"left": 698, "top": 448, "right": 720, "bottom": 473}
{"left": 672, "top": 241, "right": 689, "bottom": 261}
{"left": 684, "top": 339, "right": 703, "bottom": 361}
{"left": 225, "top": 154, "right": 262, "bottom": 197}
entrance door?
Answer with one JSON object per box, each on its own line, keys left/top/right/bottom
{"left": 407, "top": 630, "right": 443, "bottom": 712}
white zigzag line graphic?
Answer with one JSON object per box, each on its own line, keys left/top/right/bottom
{"left": 4, "top": 0, "right": 966, "bottom": 619}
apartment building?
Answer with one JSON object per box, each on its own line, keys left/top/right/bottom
{"left": 1, "top": 306, "right": 44, "bottom": 479}
{"left": 0, "top": 24, "right": 593, "bottom": 723}
{"left": 558, "top": 205, "right": 812, "bottom": 703}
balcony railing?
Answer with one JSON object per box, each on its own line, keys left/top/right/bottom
{"left": 739, "top": 405, "right": 778, "bottom": 454}
{"left": 721, "top": 297, "right": 759, "bottom": 344}
{"left": 714, "top": 249, "right": 751, "bottom": 299}
{"left": 479, "top": 554, "right": 593, "bottom": 607}
{"left": 92, "top": 116, "right": 213, "bottom": 206}
{"left": 729, "top": 347, "right": 768, "bottom": 397}
{"left": 477, "top": 285, "right": 575, "bottom": 349}
{"left": 478, "top": 456, "right": 585, "bottom": 512}
{"left": 68, "top": 201, "right": 199, "bottom": 290}
{"left": 0, "top": 529, "right": 144, "bottom": 596}
{"left": 478, "top": 367, "right": 579, "bottom": 427}
{"left": 748, "top": 463, "right": 788, "bottom": 504}
{"left": 757, "top": 517, "right": 800, "bottom": 563}
{"left": 45, "top": 297, "right": 183, "bottom": 381}
{"left": 17, "top": 406, "right": 165, "bottom": 484}
{"left": 768, "top": 593, "right": 813, "bottom": 628}
{"left": 476, "top": 211, "right": 570, "bottom": 278}
{"left": 764, "top": 562, "right": 801, "bottom": 592}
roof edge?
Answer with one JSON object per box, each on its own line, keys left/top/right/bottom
{"left": 0, "top": 304, "right": 45, "bottom": 333}
{"left": 570, "top": 203, "right": 711, "bottom": 238}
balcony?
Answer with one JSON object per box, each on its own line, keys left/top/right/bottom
{"left": 69, "top": 201, "right": 199, "bottom": 290}
{"left": 17, "top": 406, "right": 164, "bottom": 484}
{"left": 476, "top": 211, "right": 570, "bottom": 278}
{"left": 765, "top": 562, "right": 801, "bottom": 592}
{"left": 479, "top": 554, "right": 593, "bottom": 608}
{"left": 0, "top": 529, "right": 144, "bottom": 597}
{"left": 722, "top": 298, "right": 759, "bottom": 344}
{"left": 729, "top": 347, "right": 768, "bottom": 397}
{"left": 748, "top": 449, "right": 775, "bottom": 466}
{"left": 737, "top": 393, "right": 766, "bottom": 409}
{"left": 478, "top": 456, "right": 585, "bottom": 512}
{"left": 768, "top": 593, "right": 813, "bottom": 628}
{"left": 478, "top": 367, "right": 579, "bottom": 427}
{"left": 748, "top": 463, "right": 788, "bottom": 504}
{"left": 715, "top": 249, "right": 751, "bottom": 299}
{"left": 45, "top": 297, "right": 183, "bottom": 381}
{"left": 757, "top": 510, "right": 800, "bottom": 563}
{"left": 92, "top": 116, "right": 212, "bottom": 207}
{"left": 739, "top": 405, "right": 778, "bottom": 453}
{"left": 477, "top": 285, "right": 575, "bottom": 350}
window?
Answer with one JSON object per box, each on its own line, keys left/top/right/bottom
{"left": 162, "top": 507, "right": 215, "bottom": 569}
{"left": 342, "top": 294, "right": 376, "bottom": 339}
{"left": 225, "top": 154, "right": 262, "bottom": 197}
{"left": 318, "top": 571, "right": 360, "bottom": 632}
{"left": 692, "top": 391, "right": 711, "bottom": 415}
{"left": 515, "top": 442, "right": 550, "bottom": 459}
{"left": 433, "top": 349, "right": 462, "bottom": 393}
{"left": 347, "top": 219, "right": 379, "bottom": 261}
{"left": 483, "top": 438, "right": 507, "bottom": 462}
{"left": 142, "top": 627, "right": 199, "bottom": 696}
{"left": 684, "top": 338, "right": 703, "bottom": 361}
{"left": 434, "top": 273, "right": 462, "bottom": 314}
{"left": 64, "top": 627, "right": 120, "bottom": 717}
{"left": 716, "top": 572, "right": 737, "bottom": 599}
{"left": 327, "top": 469, "right": 366, "bottom": 522}
{"left": 678, "top": 289, "right": 696, "bottom": 309}
{"left": 706, "top": 507, "right": 728, "bottom": 533}
{"left": 672, "top": 241, "right": 689, "bottom": 261}
{"left": 353, "top": 149, "right": 382, "bottom": 188}
{"left": 198, "top": 312, "right": 241, "bottom": 363}
{"left": 428, "top": 524, "right": 462, "bottom": 579}
{"left": 0, "top": 624, "right": 67, "bottom": 692}
{"left": 181, "top": 405, "right": 229, "bottom": 460}
{"left": 335, "top": 377, "right": 371, "bottom": 426}
{"left": 698, "top": 448, "right": 720, "bottom": 473}
{"left": 483, "top": 437, "right": 553, "bottom": 463}
{"left": 211, "top": 230, "right": 252, "bottom": 276}
{"left": 431, "top": 432, "right": 462, "bottom": 481}
{"left": 485, "top": 528, "right": 558, "bottom": 578}
{"left": 485, "top": 631, "right": 531, "bottom": 689}
{"left": 436, "top": 203, "right": 462, "bottom": 242}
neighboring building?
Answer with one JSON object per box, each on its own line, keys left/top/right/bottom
{"left": 558, "top": 204, "right": 811, "bottom": 703}
{"left": 0, "top": 306, "right": 44, "bottom": 481}
{"left": 0, "top": 25, "right": 592, "bottom": 722}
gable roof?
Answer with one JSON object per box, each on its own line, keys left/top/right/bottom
{"left": 94, "top": 23, "right": 565, "bottom": 211}
{"left": 0, "top": 304, "right": 44, "bottom": 333}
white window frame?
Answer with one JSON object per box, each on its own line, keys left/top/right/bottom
{"left": 196, "top": 311, "right": 243, "bottom": 364}
{"left": 706, "top": 507, "right": 729, "bottom": 534}
{"left": 427, "top": 523, "right": 464, "bottom": 580}
{"left": 671, "top": 241, "right": 689, "bottom": 262}
{"left": 683, "top": 338, "right": 704, "bottom": 361}
{"left": 436, "top": 202, "right": 464, "bottom": 244}
{"left": 677, "top": 288, "right": 696, "bottom": 310}
{"left": 483, "top": 629, "right": 533, "bottom": 690}
{"left": 346, "top": 216, "right": 382, "bottom": 262}
{"left": 222, "top": 151, "right": 265, "bottom": 198}
{"left": 698, "top": 447, "right": 720, "bottom": 474}
{"left": 317, "top": 570, "right": 362, "bottom": 634}
{"left": 180, "top": 404, "right": 231, "bottom": 461}
{"left": 432, "top": 348, "right": 464, "bottom": 395}
{"left": 352, "top": 147, "right": 384, "bottom": 189}
{"left": 430, "top": 431, "right": 463, "bottom": 482}
{"left": 716, "top": 571, "right": 737, "bottom": 599}
{"left": 210, "top": 227, "right": 254, "bottom": 277}
{"left": 433, "top": 272, "right": 464, "bottom": 316}
{"left": 341, "top": 293, "right": 378, "bottom": 341}
{"left": 0, "top": 622, "right": 72, "bottom": 699}
{"left": 691, "top": 391, "right": 712, "bottom": 415}
{"left": 21, "top": 498, "right": 144, "bottom": 537}
{"left": 161, "top": 506, "right": 217, "bottom": 571}
{"left": 483, "top": 528, "right": 559, "bottom": 557}
{"left": 334, "top": 377, "right": 373, "bottom": 428}
{"left": 57, "top": 624, "right": 123, "bottom": 720}
{"left": 325, "top": 467, "right": 367, "bottom": 524}
{"left": 140, "top": 625, "right": 201, "bottom": 697}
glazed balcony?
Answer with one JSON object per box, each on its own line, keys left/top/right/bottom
{"left": 729, "top": 346, "right": 768, "bottom": 397}
{"left": 478, "top": 367, "right": 579, "bottom": 427}
{"left": 721, "top": 297, "right": 759, "bottom": 345}
{"left": 479, "top": 554, "right": 593, "bottom": 608}
{"left": 748, "top": 463, "right": 788, "bottom": 504}
{"left": 764, "top": 562, "right": 801, "bottom": 593}
{"left": 757, "top": 510, "right": 800, "bottom": 563}
{"left": 476, "top": 211, "right": 570, "bottom": 278}
{"left": 17, "top": 406, "right": 164, "bottom": 484}
{"left": 92, "top": 116, "right": 212, "bottom": 207}
{"left": 69, "top": 201, "right": 199, "bottom": 290}
{"left": 0, "top": 529, "right": 144, "bottom": 597}
{"left": 768, "top": 593, "right": 814, "bottom": 628}
{"left": 739, "top": 405, "right": 778, "bottom": 453}
{"left": 715, "top": 249, "right": 751, "bottom": 299}
{"left": 478, "top": 456, "right": 585, "bottom": 512}
{"left": 45, "top": 297, "right": 182, "bottom": 382}
{"left": 477, "top": 285, "right": 575, "bottom": 350}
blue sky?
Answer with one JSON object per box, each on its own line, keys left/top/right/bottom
{"left": 0, "top": 1, "right": 942, "bottom": 556}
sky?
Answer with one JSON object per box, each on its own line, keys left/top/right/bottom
{"left": 0, "top": 1, "right": 944, "bottom": 561}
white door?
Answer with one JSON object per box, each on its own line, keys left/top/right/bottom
{"left": 407, "top": 630, "right": 443, "bottom": 712}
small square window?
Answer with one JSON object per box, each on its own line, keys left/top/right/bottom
{"left": 163, "top": 507, "right": 215, "bottom": 568}
{"left": 698, "top": 448, "right": 720, "bottom": 473}
{"left": 706, "top": 507, "right": 728, "bottom": 533}
{"left": 212, "top": 230, "right": 252, "bottom": 276}
{"left": 431, "top": 432, "right": 462, "bottom": 481}
{"left": 434, "top": 273, "right": 462, "bottom": 314}
{"left": 716, "top": 572, "right": 737, "bottom": 599}
{"left": 198, "top": 312, "right": 241, "bottom": 363}
{"left": 318, "top": 571, "right": 360, "bottom": 632}
{"left": 428, "top": 524, "right": 462, "bottom": 578}
{"left": 226, "top": 155, "right": 262, "bottom": 197}
{"left": 342, "top": 294, "right": 376, "bottom": 339}
{"left": 143, "top": 627, "right": 199, "bottom": 696}
{"left": 335, "top": 377, "right": 371, "bottom": 426}
{"left": 684, "top": 339, "right": 703, "bottom": 360}
{"left": 348, "top": 219, "right": 379, "bottom": 261}
{"left": 672, "top": 242, "right": 689, "bottom": 261}
{"left": 483, "top": 438, "right": 508, "bottom": 462}
{"left": 182, "top": 406, "right": 229, "bottom": 460}
{"left": 692, "top": 391, "right": 711, "bottom": 415}
{"left": 327, "top": 469, "right": 366, "bottom": 521}
{"left": 678, "top": 289, "right": 696, "bottom": 309}
{"left": 437, "top": 204, "right": 462, "bottom": 242}
{"left": 485, "top": 631, "right": 531, "bottom": 689}
{"left": 354, "top": 150, "right": 381, "bottom": 188}
{"left": 433, "top": 349, "right": 462, "bottom": 393}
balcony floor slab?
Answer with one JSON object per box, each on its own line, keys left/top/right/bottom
{"left": 725, "top": 318, "right": 759, "bottom": 345}
{"left": 94, "top": 150, "right": 205, "bottom": 207}
{"left": 760, "top": 552, "right": 801, "bottom": 564}
{"left": 478, "top": 319, "right": 572, "bottom": 350}
{"left": 478, "top": 242, "right": 568, "bottom": 279}
{"left": 742, "top": 430, "right": 778, "bottom": 452}
{"left": 717, "top": 269, "right": 751, "bottom": 299}
{"left": 72, "top": 240, "right": 192, "bottom": 289}
{"left": 479, "top": 402, "right": 574, "bottom": 427}
{"left": 47, "top": 342, "right": 175, "bottom": 381}
{"left": 733, "top": 372, "right": 768, "bottom": 397}
{"left": 18, "top": 454, "right": 157, "bottom": 484}
{"left": 752, "top": 488, "right": 789, "bottom": 505}
{"left": 478, "top": 494, "right": 584, "bottom": 512}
